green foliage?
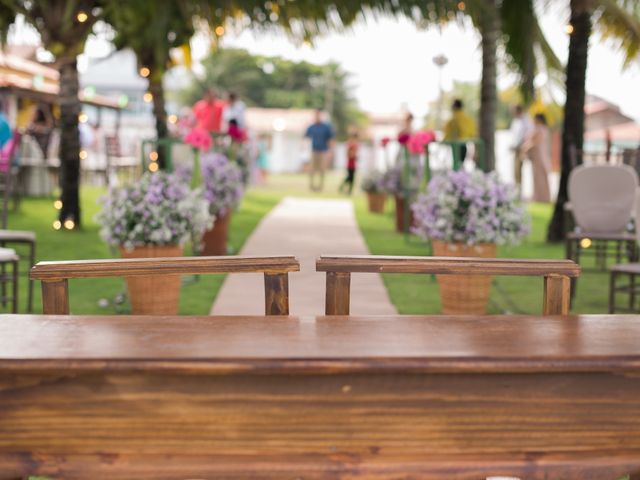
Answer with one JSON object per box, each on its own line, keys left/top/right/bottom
{"left": 177, "top": 48, "right": 365, "bottom": 139}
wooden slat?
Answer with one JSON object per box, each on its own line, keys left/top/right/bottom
{"left": 30, "top": 255, "right": 300, "bottom": 280}
{"left": 325, "top": 271, "right": 350, "bottom": 315}
{"left": 41, "top": 279, "right": 68, "bottom": 315}
{"left": 317, "top": 255, "right": 581, "bottom": 277}
{"left": 263, "top": 273, "right": 289, "bottom": 315}
{"left": 544, "top": 274, "right": 571, "bottom": 315}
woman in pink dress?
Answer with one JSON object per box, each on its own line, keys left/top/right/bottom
{"left": 523, "top": 113, "right": 551, "bottom": 203}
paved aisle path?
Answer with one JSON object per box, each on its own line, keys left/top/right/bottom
{"left": 210, "top": 196, "right": 396, "bottom": 316}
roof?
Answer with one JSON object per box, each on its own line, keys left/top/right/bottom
{"left": 0, "top": 52, "right": 121, "bottom": 110}
{"left": 585, "top": 121, "right": 640, "bottom": 142}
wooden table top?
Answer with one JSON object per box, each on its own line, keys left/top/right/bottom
{"left": 1, "top": 314, "right": 640, "bottom": 373}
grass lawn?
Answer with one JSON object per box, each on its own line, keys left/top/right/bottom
{"left": 5, "top": 186, "right": 282, "bottom": 315}
{"left": 354, "top": 194, "right": 615, "bottom": 315}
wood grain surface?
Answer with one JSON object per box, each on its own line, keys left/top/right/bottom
{"left": 0, "top": 314, "right": 639, "bottom": 479}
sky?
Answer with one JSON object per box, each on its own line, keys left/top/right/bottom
{"left": 195, "top": 1, "right": 640, "bottom": 121}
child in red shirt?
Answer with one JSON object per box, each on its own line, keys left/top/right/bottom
{"left": 340, "top": 131, "right": 359, "bottom": 195}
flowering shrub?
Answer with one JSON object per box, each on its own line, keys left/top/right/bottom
{"left": 360, "top": 170, "right": 385, "bottom": 194}
{"left": 96, "top": 172, "right": 213, "bottom": 250}
{"left": 200, "top": 153, "right": 245, "bottom": 216}
{"left": 381, "top": 165, "right": 403, "bottom": 195}
{"left": 184, "top": 127, "right": 212, "bottom": 151}
{"left": 407, "top": 130, "right": 436, "bottom": 154}
{"left": 411, "top": 170, "right": 529, "bottom": 245}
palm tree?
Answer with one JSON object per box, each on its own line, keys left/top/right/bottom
{"left": 1, "top": 0, "right": 102, "bottom": 227}
{"left": 547, "top": 0, "right": 640, "bottom": 241}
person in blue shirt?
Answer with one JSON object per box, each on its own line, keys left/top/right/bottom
{"left": 304, "top": 109, "right": 334, "bottom": 192}
{"left": 0, "top": 111, "right": 12, "bottom": 150}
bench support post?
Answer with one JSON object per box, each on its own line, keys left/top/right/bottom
{"left": 543, "top": 274, "right": 571, "bottom": 315}
{"left": 41, "top": 279, "right": 69, "bottom": 315}
{"left": 325, "top": 271, "right": 351, "bottom": 315}
{"left": 264, "top": 273, "right": 289, "bottom": 315}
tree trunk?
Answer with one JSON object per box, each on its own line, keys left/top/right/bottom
{"left": 148, "top": 75, "right": 168, "bottom": 169}
{"left": 57, "top": 59, "right": 82, "bottom": 227}
{"left": 478, "top": 0, "right": 500, "bottom": 172}
{"left": 546, "top": 0, "right": 592, "bottom": 242}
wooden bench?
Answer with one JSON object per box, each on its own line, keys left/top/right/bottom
{"left": 317, "top": 255, "right": 581, "bottom": 315}
{"left": 1, "top": 313, "right": 639, "bottom": 479}
{"left": 30, "top": 255, "right": 300, "bottom": 315}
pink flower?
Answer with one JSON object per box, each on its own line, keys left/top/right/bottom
{"left": 184, "top": 127, "right": 212, "bottom": 151}
{"left": 228, "top": 123, "right": 247, "bottom": 143}
{"left": 407, "top": 130, "right": 436, "bottom": 154}
{"left": 380, "top": 137, "right": 390, "bottom": 147}
{"left": 397, "top": 132, "right": 410, "bottom": 145}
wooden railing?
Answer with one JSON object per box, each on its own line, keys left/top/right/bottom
{"left": 316, "top": 255, "right": 581, "bottom": 315}
{"left": 31, "top": 255, "right": 300, "bottom": 316}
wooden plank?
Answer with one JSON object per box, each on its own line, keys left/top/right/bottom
{"left": 0, "top": 370, "right": 639, "bottom": 479}
{"left": 263, "top": 273, "right": 289, "bottom": 315}
{"left": 30, "top": 255, "right": 300, "bottom": 280}
{"left": 544, "top": 274, "right": 572, "bottom": 315}
{"left": 316, "top": 255, "right": 581, "bottom": 277}
{"left": 40, "top": 279, "right": 68, "bottom": 315}
{"left": 325, "top": 271, "right": 350, "bottom": 315}
{"left": 3, "top": 315, "right": 640, "bottom": 374}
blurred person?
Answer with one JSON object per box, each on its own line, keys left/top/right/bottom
{"left": 522, "top": 113, "right": 551, "bottom": 203}
{"left": 510, "top": 104, "right": 534, "bottom": 188}
{"left": 443, "top": 99, "right": 476, "bottom": 161}
{"left": 0, "top": 101, "right": 12, "bottom": 150}
{"left": 193, "top": 88, "right": 225, "bottom": 133}
{"left": 223, "top": 91, "right": 246, "bottom": 129}
{"left": 339, "top": 130, "right": 359, "bottom": 195}
{"left": 304, "top": 109, "right": 334, "bottom": 192}
{"left": 255, "top": 133, "right": 270, "bottom": 184}
{"left": 27, "top": 104, "right": 54, "bottom": 157}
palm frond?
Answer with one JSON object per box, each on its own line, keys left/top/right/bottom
{"left": 596, "top": 0, "right": 640, "bottom": 67}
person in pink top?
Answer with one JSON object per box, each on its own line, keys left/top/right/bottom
{"left": 193, "top": 89, "right": 226, "bottom": 133}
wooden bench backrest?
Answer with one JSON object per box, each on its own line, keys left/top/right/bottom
{"left": 316, "top": 255, "right": 581, "bottom": 315}
{"left": 31, "top": 255, "right": 300, "bottom": 316}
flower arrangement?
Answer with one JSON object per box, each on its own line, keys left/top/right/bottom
{"left": 411, "top": 170, "right": 529, "bottom": 245}
{"left": 200, "top": 153, "right": 245, "bottom": 216}
{"left": 407, "top": 130, "right": 436, "bottom": 154}
{"left": 381, "top": 165, "right": 403, "bottom": 195}
{"left": 360, "top": 169, "right": 385, "bottom": 194}
{"left": 184, "top": 126, "right": 212, "bottom": 151}
{"left": 96, "top": 171, "right": 213, "bottom": 250}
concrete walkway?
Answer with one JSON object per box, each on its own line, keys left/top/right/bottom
{"left": 210, "top": 196, "right": 397, "bottom": 316}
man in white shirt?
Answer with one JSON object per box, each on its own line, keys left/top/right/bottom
{"left": 509, "top": 105, "right": 533, "bottom": 188}
{"left": 223, "top": 91, "right": 246, "bottom": 129}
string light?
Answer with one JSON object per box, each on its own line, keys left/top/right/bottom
{"left": 78, "top": 113, "right": 88, "bottom": 123}
{"left": 53, "top": 200, "right": 63, "bottom": 210}
{"left": 149, "top": 151, "right": 158, "bottom": 161}
{"left": 53, "top": 220, "right": 62, "bottom": 230}
{"left": 143, "top": 92, "right": 153, "bottom": 103}
{"left": 566, "top": 23, "right": 574, "bottom": 34}
{"left": 168, "top": 114, "right": 178, "bottom": 124}
{"left": 215, "top": 26, "right": 225, "bottom": 36}
{"left": 76, "top": 11, "right": 88, "bottom": 23}
{"left": 148, "top": 162, "right": 159, "bottom": 172}
{"left": 64, "top": 219, "right": 75, "bottom": 230}
{"left": 79, "top": 150, "right": 88, "bottom": 160}
{"left": 139, "top": 67, "right": 150, "bottom": 78}
{"left": 580, "top": 238, "right": 592, "bottom": 249}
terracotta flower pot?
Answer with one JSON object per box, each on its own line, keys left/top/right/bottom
{"left": 367, "top": 192, "right": 386, "bottom": 213}
{"left": 394, "top": 194, "right": 415, "bottom": 232}
{"left": 201, "top": 211, "right": 231, "bottom": 256}
{"left": 119, "top": 244, "right": 183, "bottom": 315}
{"left": 431, "top": 240, "right": 497, "bottom": 314}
